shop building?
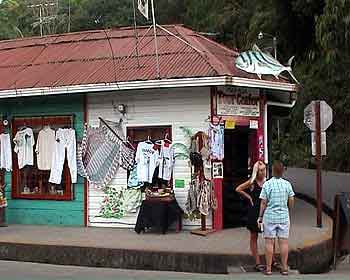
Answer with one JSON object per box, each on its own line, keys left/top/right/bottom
{"left": 0, "top": 25, "right": 298, "bottom": 229}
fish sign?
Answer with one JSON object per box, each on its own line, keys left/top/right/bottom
{"left": 235, "top": 45, "right": 299, "bottom": 84}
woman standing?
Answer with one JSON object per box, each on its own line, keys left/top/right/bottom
{"left": 236, "top": 161, "right": 266, "bottom": 272}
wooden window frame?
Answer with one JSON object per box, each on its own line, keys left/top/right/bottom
{"left": 11, "top": 116, "right": 74, "bottom": 201}
{"left": 0, "top": 120, "right": 4, "bottom": 186}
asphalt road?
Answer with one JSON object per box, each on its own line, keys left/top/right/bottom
{"left": 0, "top": 261, "right": 349, "bottom": 280}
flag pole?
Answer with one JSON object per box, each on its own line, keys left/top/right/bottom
{"left": 132, "top": 0, "right": 140, "bottom": 67}
{"left": 150, "top": 0, "right": 160, "bottom": 78}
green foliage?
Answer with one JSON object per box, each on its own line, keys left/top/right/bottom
{"left": 0, "top": 0, "right": 349, "bottom": 171}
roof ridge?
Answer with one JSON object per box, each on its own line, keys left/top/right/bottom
{"left": 176, "top": 26, "right": 232, "bottom": 75}
{"left": 173, "top": 26, "right": 220, "bottom": 75}
{"left": 193, "top": 31, "right": 239, "bottom": 55}
{"left": 0, "top": 24, "right": 184, "bottom": 46}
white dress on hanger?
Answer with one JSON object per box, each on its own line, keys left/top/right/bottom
{"left": 36, "top": 126, "right": 56, "bottom": 171}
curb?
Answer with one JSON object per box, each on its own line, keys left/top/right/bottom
{"left": 0, "top": 238, "right": 333, "bottom": 274}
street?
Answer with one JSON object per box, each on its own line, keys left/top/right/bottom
{"left": 0, "top": 261, "right": 349, "bottom": 280}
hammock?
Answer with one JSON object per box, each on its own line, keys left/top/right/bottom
{"left": 77, "top": 118, "right": 135, "bottom": 190}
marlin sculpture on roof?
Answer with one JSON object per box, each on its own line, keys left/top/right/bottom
{"left": 235, "top": 45, "right": 300, "bottom": 84}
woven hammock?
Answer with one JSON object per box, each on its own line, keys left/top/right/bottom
{"left": 77, "top": 119, "right": 135, "bottom": 190}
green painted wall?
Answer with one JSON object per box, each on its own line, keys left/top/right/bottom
{"left": 0, "top": 94, "right": 85, "bottom": 226}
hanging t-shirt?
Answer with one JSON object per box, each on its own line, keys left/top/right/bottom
{"left": 13, "top": 128, "right": 35, "bottom": 169}
{"left": 135, "top": 141, "right": 159, "bottom": 183}
{"left": 127, "top": 165, "right": 143, "bottom": 189}
{"left": 158, "top": 141, "right": 175, "bottom": 181}
{"left": 36, "top": 126, "right": 56, "bottom": 171}
{"left": 0, "top": 133, "right": 12, "bottom": 171}
{"left": 209, "top": 123, "right": 224, "bottom": 161}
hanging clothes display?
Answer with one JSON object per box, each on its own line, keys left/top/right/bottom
{"left": 127, "top": 165, "right": 143, "bottom": 189}
{"left": 35, "top": 126, "right": 55, "bottom": 171}
{"left": 185, "top": 176, "right": 199, "bottom": 214}
{"left": 135, "top": 141, "right": 159, "bottom": 183}
{"left": 158, "top": 141, "right": 175, "bottom": 181}
{"left": 0, "top": 133, "right": 12, "bottom": 171}
{"left": 123, "top": 188, "right": 142, "bottom": 213}
{"left": 49, "top": 128, "right": 77, "bottom": 184}
{"left": 77, "top": 119, "right": 135, "bottom": 190}
{"left": 208, "top": 123, "right": 224, "bottom": 161}
{"left": 185, "top": 175, "right": 217, "bottom": 216}
{"left": 13, "top": 127, "right": 35, "bottom": 169}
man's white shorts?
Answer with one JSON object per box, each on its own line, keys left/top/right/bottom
{"left": 263, "top": 222, "right": 290, "bottom": 239}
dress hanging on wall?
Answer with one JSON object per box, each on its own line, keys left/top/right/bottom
{"left": 77, "top": 118, "right": 135, "bottom": 190}
{"left": 0, "top": 133, "right": 12, "bottom": 171}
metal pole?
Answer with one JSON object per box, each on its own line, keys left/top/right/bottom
{"left": 273, "top": 37, "right": 277, "bottom": 59}
{"left": 132, "top": 0, "right": 140, "bottom": 67}
{"left": 39, "top": 4, "right": 43, "bottom": 37}
{"left": 277, "top": 119, "right": 280, "bottom": 144}
{"left": 150, "top": 0, "right": 160, "bottom": 78}
{"left": 68, "top": 0, "right": 71, "bottom": 32}
{"left": 315, "top": 101, "right": 323, "bottom": 227}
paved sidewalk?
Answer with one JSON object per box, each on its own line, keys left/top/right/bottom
{"left": 0, "top": 199, "right": 331, "bottom": 254}
{"left": 0, "top": 199, "right": 333, "bottom": 274}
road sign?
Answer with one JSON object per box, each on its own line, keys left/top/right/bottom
{"left": 304, "top": 100, "right": 333, "bottom": 228}
{"left": 312, "top": 132, "right": 326, "bottom": 156}
{"left": 304, "top": 101, "right": 333, "bottom": 131}
{"left": 320, "top": 101, "right": 333, "bottom": 131}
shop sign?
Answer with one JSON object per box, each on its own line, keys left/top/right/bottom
{"left": 225, "top": 118, "right": 235, "bottom": 129}
{"left": 216, "top": 88, "right": 260, "bottom": 117}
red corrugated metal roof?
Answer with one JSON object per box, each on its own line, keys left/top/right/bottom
{"left": 0, "top": 25, "right": 292, "bottom": 92}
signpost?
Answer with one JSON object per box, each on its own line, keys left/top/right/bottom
{"left": 304, "top": 101, "right": 333, "bottom": 228}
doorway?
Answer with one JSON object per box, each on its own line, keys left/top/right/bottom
{"left": 223, "top": 127, "right": 256, "bottom": 228}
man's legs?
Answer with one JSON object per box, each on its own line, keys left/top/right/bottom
{"left": 263, "top": 223, "right": 278, "bottom": 273}
{"left": 278, "top": 238, "right": 289, "bottom": 271}
{"left": 265, "top": 238, "right": 275, "bottom": 272}
{"left": 277, "top": 223, "right": 290, "bottom": 271}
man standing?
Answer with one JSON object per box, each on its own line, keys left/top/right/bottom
{"left": 258, "top": 161, "right": 295, "bottom": 275}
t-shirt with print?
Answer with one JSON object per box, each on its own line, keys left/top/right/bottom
{"left": 135, "top": 141, "right": 159, "bottom": 183}
{"left": 14, "top": 128, "right": 35, "bottom": 169}
{"left": 158, "top": 141, "right": 175, "bottom": 181}
{"left": 259, "top": 177, "right": 295, "bottom": 224}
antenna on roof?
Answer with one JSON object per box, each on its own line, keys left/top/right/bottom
{"left": 28, "top": 0, "right": 59, "bottom": 37}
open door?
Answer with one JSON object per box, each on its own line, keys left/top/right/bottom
{"left": 223, "top": 127, "right": 257, "bottom": 228}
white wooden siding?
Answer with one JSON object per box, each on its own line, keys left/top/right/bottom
{"left": 87, "top": 87, "right": 212, "bottom": 229}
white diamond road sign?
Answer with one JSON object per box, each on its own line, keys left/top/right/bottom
{"left": 304, "top": 101, "right": 333, "bottom": 131}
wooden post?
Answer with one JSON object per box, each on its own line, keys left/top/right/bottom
{"left": 315, "top": 101, "right": 323, "bottom": 228}
{"left": 201, "top": 214, "right": 206, "bottom": 231}
{"left": 333, "top": 195, "right": 340, "bottom": 270}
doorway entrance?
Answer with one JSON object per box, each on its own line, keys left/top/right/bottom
{"left": 223, "top": 127, "right": 257, "bottom": 228}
